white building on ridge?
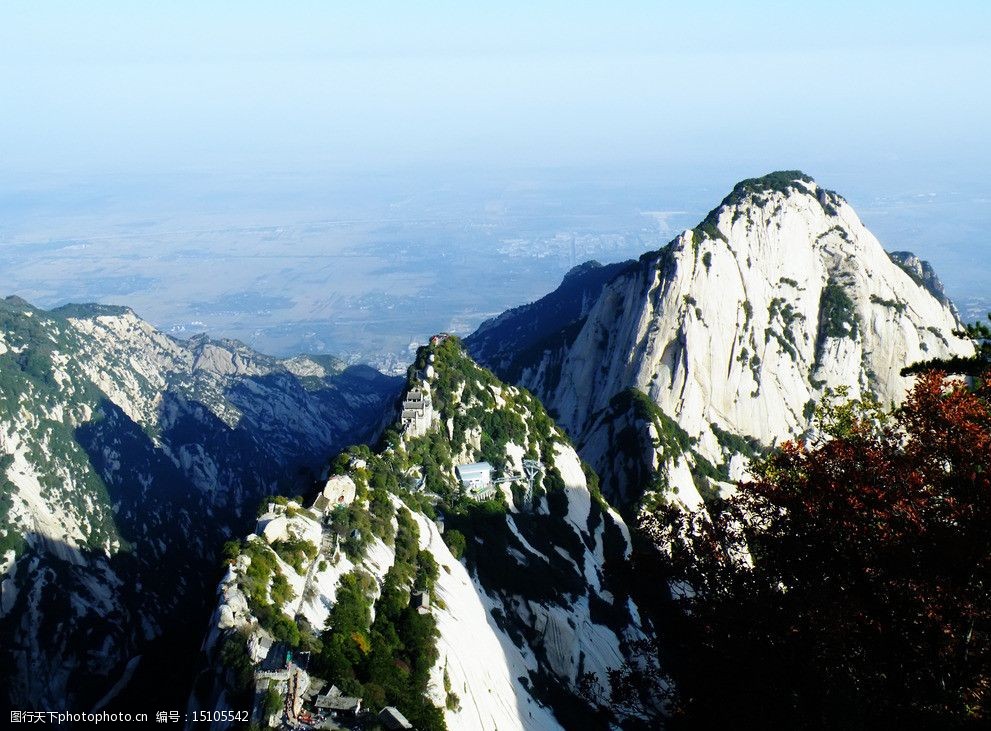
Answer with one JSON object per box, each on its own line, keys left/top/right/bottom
{"left": 401, "top": 383, "right": 433, "bottom": 437}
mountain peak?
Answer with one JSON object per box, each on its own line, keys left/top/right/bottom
{"left": 719, "top": 170, "right": 819, "bottom": 211}
{"left": 561, "top": 260, "right": 604, "bottom": 283}
{"left": 687, "top": 170, "right": 848, "bottom": 248}
{"left": 737, "top": 169, "right": 814, "bottom": 187}
{"left": 51, "top": 302, "right": 135, "bottom": 319}
{"left": 469, "top": 171, "right": 973, "bottom": 490}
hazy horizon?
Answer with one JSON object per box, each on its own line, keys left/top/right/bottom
{"left": 2, "top": 2, "right": 989, "bottom": 365}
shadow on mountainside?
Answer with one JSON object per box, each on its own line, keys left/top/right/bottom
{"left": 0, "top": 531, "right": 213, "bottom": 716}
{"left": 0, "top": 362, "right": 401, "bottom": 716}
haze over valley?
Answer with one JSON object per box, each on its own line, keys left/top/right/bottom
{"left": 3, "top": 165, "right": 988, "bottom": 371}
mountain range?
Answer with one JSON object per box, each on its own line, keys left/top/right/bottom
{"left": 0, "top": 171, "right": 974, "bottom": 728}
{"left": 0, "top": 300, "right": 399, "bottom": 712}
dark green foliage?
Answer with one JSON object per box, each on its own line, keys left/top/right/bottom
{"left": 693, "top": 219, "right": 728, "bottom": 245}
{"left": 710, "top": 423, "right": 764, "bottom": 461}
{"left": 237, "top": 540, "right": 299, "bottom": 644}
{"left": 220, "top": 632, "right": 254, "bottom": 693}
{"left": 687, "top": 453, "right": 723, "bottom": 504}
{"left": 768, "top": 297, "right": 805, "bottom": 332}
{"left": 543, "top": 465, "right": 566, "bottom": 493}
{"left": 626, "top": 389, "right": 692, "bottom": 456}
{"left": 817, "top": 279, "right": 859, "bottom": 341}
{"left": 407, "top": 336, "right": 565, "bottom": 487}
{"left": 0, "top": 301, "right": 121, "bottom": 550}
{"left": 313, "top": 510, "right": 446, "bottom": 730}
{"left": 766, "top": 297, "right": 804, "bottom": 361}
{"left": 478, "top": 408, "right": 528, "bottom": 472}
{"left": 750, "top": 352, "right": 762, "bottom": 384}
{"left": 580, "top": 459, "right": 608, "bottom": 510}
{"left": 240, "top": 539, "right": 278, "bottom": 612}
{"left": 819, "top": 190, "right": 843, "bottom": 217}
{"left": 270, "top": 571, "right": 293, "bottom": 608}
{"left": 414, "top": 549, "right": 440, "bottom": 594}
{"left": 262, "top": 681, "right": 282, "bottom": 717}
{"left": 0, "top": 299, "right": 59, "bottom": 390}
{"left": 51, "top": 303, "right": 132, "bottom": 319}
{"left": 269, "top": 613, "right": 300, "bottom": 646}
{"left": 442, "top": 529, "right": 466, "bottom": 558}
{"left": 719, "top": 171, "right": 815, "bottom": 210}
{"left": 902, "top": 354, "right": 991, "bottom": 379}
{"left": 311, "top": 571, "right": 375, "bottom": 684}
{"left": 14, "top": 348, "right": 53, "bottom": 384}
{"left": 328, "top": 503, "right": 374, "bottom": 559}
{"left": 0, "top": 474, "right": 24, "bottom": 557}
{"left": 903, "top": 314, "right": 991, "bottom": 378}
{"left": 690, "top": 172, "right": 845, "bottom": 246}
{"left": 221, "top": 540, "right": 241, "bottom": 563}
{"left": 368, "top": 487, "right": 397, "bottom": 544}
{"left": 816, "top": 224, "right": 850, "bottom": 243}
{"left": 701, "top": 252, "right": 712, "bottom": 271}
{"left": 272, "top": 536, "right": 318, "bottom": 575}
{"left": 870, "top": 294, "right": 907, "bottom": 314}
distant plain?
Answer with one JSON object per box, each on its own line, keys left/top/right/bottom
{"left": 2, "top": 166, "right": 987, "bottom": 372}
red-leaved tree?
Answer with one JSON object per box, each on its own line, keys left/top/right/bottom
{"left": 645, "top": 371, "right": 991, "bottom": 729}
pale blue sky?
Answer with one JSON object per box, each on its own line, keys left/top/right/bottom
{"left": 1, "top": 1, "right": 988, "bottom": 176}
{"left": 1, "top": 2, "right": 990, "bottom": 354}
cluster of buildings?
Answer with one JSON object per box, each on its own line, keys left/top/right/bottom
{"left": 249, "top": 639, "right": 313, "bottom": 727}
{"left": 248, "top": 637, "right": 413, "bottom": 729}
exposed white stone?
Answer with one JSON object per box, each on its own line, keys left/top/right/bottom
{"left": 516, "top": 178, "right": 973, "bottom": 471}
{"left": 321, "top": 475, "right": 357, "bottom": 507}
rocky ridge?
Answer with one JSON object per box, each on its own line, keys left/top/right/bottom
{"left": 202, "top": 336, "right": 659, "bottom": 730}
{"left": 0, "top": 297, "right": 399, "bottom": 712}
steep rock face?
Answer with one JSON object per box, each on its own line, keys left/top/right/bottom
{"left": 0, "top": 297, "right": 400, "bottom": 712}
{"left": 202, "top": 337, "right": 658, "bottom": 730}
{"left": 575, "top": 389, "right": 714, "bottom": 514}
{"left": 466, "top": 260, "right": 632, "bottom": 383}
{"left": 887, "top": 250, "right": 957, "bottom": 313}
{"left": 469, "top": 172, "right": 973, "bottom": 499}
